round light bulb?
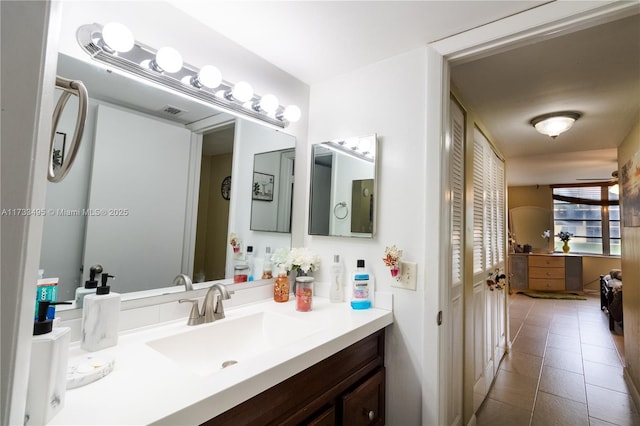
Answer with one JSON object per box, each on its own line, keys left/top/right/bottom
{"left": 232, "top": 81, "right": 254, "bottom": 102}
{"left": 283, "top": 105, "right": 301, "bottom": 122}
{"left": 197, "top": 65, "right": 222, "bottom": 89}
{"left": 155, "top": 47, "right": 183, "bottom": 73}
{"left": 259, "top": 94, "right": 279, "bottom": 113}
{"left": 102, "top": 22, "right": 134, "bottom": 53}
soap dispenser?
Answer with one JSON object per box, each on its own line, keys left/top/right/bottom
{"left": 25, "top": 300, "right": 71, "bottom": 425}
{"left": 81, "top": 273, "right": 120, "bottom": 352}
{"left": 74, "top": 264, "right": 102, "bottom": 308}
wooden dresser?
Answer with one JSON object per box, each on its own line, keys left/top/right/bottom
{"left": 509, "top": 254, "right": 583, "bottom": 293}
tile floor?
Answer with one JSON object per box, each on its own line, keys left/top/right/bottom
{"left": 476, "top": 292, "right": 639, "bottom": 426}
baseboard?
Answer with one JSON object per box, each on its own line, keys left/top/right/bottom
{"left": 624, "top": 367, "right": 640, "bottom": 412}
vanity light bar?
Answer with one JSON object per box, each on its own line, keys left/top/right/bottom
{"left": 76, "top": 23, "right": 301, "bottom": 128}
{"left": 324, "top": 138, "right": 375, "bottom": 163}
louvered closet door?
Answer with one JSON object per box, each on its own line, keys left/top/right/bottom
{"left": 442, "top": 97, "right": 465, "bottom": 426}
{"left": 471, "top": 127, "right": 506, "bottom": 410}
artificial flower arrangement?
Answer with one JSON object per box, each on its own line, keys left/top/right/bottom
{"left": 229, "top": 233, "right": 241, "bottom": 253}
{"left": 486, "top": 269, "right": 506, "bottom": 291}
{"left": 556, "top": 231, "right": 573, "bottom": 242}
{"left": 271, "top": 247, "right": 320, "bottom": 274}
{"left": 383, "top": 245, "right": 403, "bottom": 278}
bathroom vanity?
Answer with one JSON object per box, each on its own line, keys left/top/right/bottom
{"left": 49, "top": 297, "right": 392, "bottom": 425}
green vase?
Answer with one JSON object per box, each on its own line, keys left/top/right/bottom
{"left": 562, "top": 241, "right": 570, "bottom": 254}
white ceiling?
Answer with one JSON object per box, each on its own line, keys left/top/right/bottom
{"left": 164, "top": 2, "right": 639, "bottom": 186}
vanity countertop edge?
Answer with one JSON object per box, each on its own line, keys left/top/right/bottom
{"left": 49, "top": 297, "right": 394, "bottom": 425}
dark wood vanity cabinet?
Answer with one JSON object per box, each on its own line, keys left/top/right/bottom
{"left": 203, "top": 329, "right": 385, "bottom": 426}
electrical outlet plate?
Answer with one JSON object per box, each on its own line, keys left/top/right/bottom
{"left": 392, "top": 261, "right": 417, "bottom": 290}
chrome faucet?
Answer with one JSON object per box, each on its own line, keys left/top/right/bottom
{"left": 203, "top": 284, "right": 232, "bottom": 322}
{"left": 173, "top": 274, "right": 193, "bottom": 291}
{"left": 178, "top": 283, "right": 233, "bottom": 326}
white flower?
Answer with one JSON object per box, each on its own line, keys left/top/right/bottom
{"left": 271, "top": 248, "right": 290, "bottom": 270}
{"left": 286, "top": 247, "right": 320, "bottom": 273}
{"left": 541, "top": 229, "right": 551, "bottom": 239}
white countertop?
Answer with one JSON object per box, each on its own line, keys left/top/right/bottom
{"left": 50, "top": 297, "right": 393, "bottom": 425}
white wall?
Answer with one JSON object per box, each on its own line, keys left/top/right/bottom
{"left": 307, "top": 47, "right": 438, "bottom": 424}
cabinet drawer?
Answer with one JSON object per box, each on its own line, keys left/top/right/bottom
{"left": 529, "top": 278, "right": 565, "bottom": 291}
{"left": 528, "top": 256, "right": 564, "bottom": 268}
{"left": 529, "top": 267, "right": 565, "bottom": 279}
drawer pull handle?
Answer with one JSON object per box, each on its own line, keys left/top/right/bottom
{"left": 368, "top": 410, "right": 375, "bottom": 421}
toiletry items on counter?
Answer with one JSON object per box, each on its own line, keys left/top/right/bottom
{"left": 330, "top": 254, "right": 344, "bottom": 303}
{"left": 81, "top": 273, "right": 119, "bottom": 352}
{"left": 350, "top": 259, "right": 372, "bottom": 310}
{"left": 26, "top": 300, "right": 71, "bottom": 425}
{"left": 295, "top": 276, "right": 314, "bottom": 312}
{"left": 261, "top": 246, "right": 273, "bottom": 279}
{"left": 35, "top": 276, "right": 59, "bottom": 320}
{"left": 74, "top": 264, "right": 102, "bottom": 308}
{"left": 246, "top": 245, "right": 255, "bottom": 281}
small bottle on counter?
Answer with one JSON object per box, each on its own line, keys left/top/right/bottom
{"left": 274, "top": 267, "right": 289, "bottom": 302}
{"left": 330, "top": 254, "right": 344, "bottom": 303}
{"left": 81, "top": 273, "right": 119, "bottom": 351}
{"left": 350, "top": 259, "right": 372, "bottom": 310}
{"left": 75, "top": 264, "right": 102, "bottom": 308}
{"left": 246, "top": 245, "right": 255, "bottom": 281}
{"left": 261, "top": 246, "right": 273, "bottom": 279}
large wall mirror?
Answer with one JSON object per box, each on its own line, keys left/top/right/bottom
{"left": 41, "top": 53, "right": 295, "bottom": 306}
{"left": 309, "top": 134, "right": 377, "bottom": 238}
{"left": 509, "top": 206, "right": 554, "bottom": 253}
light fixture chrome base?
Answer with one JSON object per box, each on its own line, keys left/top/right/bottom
{"left": 76, "top": 23, "right": 291, "bottom": 128}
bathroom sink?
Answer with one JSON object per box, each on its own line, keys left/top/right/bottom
{"left": 146, "top": 311, "right": 319, "bottom": 376}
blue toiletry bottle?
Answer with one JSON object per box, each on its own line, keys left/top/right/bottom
{"left": 350, "top": 259, "right": 371, "bottom": 310}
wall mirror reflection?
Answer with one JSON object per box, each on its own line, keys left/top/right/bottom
{"left": 509, "top": 206, "right": 554, "bottom": 253}
{"left": 39, "top": 53, "right": 294, "bottom": 307}
{"left": 309, "top": 134, "right": 377, "bottom": 238}
{"left": 250, "top": 148, "right": 295, "bottom": 233}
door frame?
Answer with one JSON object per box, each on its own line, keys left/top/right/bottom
{"left": 431, "top": 2, "right": 639, "bottom": 425}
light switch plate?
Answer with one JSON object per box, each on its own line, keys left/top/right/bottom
{"left": 392, "top": 261, "right": 417, "bottom": 291}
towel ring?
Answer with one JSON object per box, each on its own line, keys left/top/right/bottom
{"left": 49, "top": 76, "right": 88, "bottom": 183}
{"left": 333, "top": 202, "right": 348, "bottom": 220}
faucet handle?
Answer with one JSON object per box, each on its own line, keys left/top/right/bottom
{"left": 179, "top": 299, "right": 204, "bottom": 326}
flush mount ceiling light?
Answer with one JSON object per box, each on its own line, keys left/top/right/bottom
{"left": 77, "top": 23, "right": 301, "bottom": 128}
{"left": 530, "top": 111, "right": 581, "bottom": 139}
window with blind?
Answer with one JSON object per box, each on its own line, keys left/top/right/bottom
{"left": 552, "top": 184, "right": 620, "bottom": 255}
{"left": 472, "top": 128, "right": 505, "bottom": 275}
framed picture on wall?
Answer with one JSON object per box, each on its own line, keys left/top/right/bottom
{"left": 252, "top": 172, "right": 274, "bottom": 201}
{"left": 621, "top": 148, "right": 640, "bottom": 227}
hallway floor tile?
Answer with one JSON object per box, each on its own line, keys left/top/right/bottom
{"left": 476, "top": 293, "right": 638, "bottom": 426}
